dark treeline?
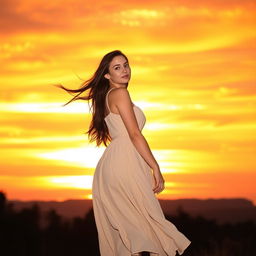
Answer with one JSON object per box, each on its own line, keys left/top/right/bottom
{"left": 0, "top": 191, "right": 255, "bottom": 256}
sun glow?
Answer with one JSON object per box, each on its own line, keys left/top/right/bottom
{"left": 37, "top": 146, "right": 105, "bottom": 168}
{"left": 0, "top": 175, "right": 93, "bottom": 189}
{"left": 45, "top": 175, "right": 93, "bottom": 189}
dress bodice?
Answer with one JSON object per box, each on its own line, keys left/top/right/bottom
{"left": 104, "top": 88, "right": 146, "bottom": 140}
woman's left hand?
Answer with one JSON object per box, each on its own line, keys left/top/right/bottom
{"left": 152, "top": 169, "right": 165, "bottom": 194}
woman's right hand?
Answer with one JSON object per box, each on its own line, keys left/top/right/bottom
{"left": 152, "top": 167, "right": 165, "bottom": 194}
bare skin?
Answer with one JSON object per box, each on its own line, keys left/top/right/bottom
{"left": 104, "top": 55, "right": 165, "bottom": 195}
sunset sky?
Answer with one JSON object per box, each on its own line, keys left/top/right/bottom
{"left": 0, "top": 0, "right": 255, "bottom": 204}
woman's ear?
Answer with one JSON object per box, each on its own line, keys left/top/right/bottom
{"left": 104, "top": 73, "right": 110, "bottom": 80}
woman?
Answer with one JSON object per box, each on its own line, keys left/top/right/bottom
{"left": 56, "top": 50, "right": 191, "bottom": 256}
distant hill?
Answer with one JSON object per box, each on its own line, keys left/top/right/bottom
{"left": 159, "top": 198, "right": 256, "bottom": 224}
{"left": 9, "top": 198, "right": 256, "bottom": 224}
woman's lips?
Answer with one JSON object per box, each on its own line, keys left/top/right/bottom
{"left": 122, "top": 75, "right": 129, "bottom": 79}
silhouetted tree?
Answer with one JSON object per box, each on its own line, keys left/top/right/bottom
{"left": 0, "top": 191, "right": 7, "bottom": 216}
{"left": 41, "top": 209, "right": 65, "bottom": 255}
{"left": 0, "top": 195, "right": 41, "bottom": 256}
{"left": 83, "top": 208, "right": 100, "bottom": 255}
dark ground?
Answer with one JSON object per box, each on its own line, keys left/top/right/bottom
{"left": 1, "top": 191, "right": 256, "bottom": 256}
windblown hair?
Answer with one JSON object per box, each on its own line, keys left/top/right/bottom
{"left": 54, "top": 50, "right": 128, "bottom": 147}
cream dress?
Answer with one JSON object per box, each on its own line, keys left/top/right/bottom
{"left": 92, "top": 88, "right": 191, "bottom": 256}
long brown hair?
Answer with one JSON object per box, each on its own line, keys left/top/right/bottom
{"left": 53, "top": 50, "right": 129, "bottom": 147}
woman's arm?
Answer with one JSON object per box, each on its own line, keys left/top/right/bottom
{"left": 109, "top": 87, "right": 165, "bottom": 194}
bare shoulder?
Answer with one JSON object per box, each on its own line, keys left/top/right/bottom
{"left": 109, "top": 87, "right": 131, "bottom": 102}
{"left": 110, "top": 87, "right": 128, "bottom": 95}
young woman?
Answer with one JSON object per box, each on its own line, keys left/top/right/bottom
{"left": 56, "top": 50, "right": 191, "bottom": 256}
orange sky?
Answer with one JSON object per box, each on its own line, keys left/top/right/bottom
{"left": 0, "top": 0, "right": 256, "bottom": 204}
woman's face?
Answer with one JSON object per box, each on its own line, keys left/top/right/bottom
{"left": 104, "top": 55, "right": 131, "bottom": 86}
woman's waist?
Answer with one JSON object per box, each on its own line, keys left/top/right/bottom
{"left": 111, "top": 134, "right": 131, "bottom": 141}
